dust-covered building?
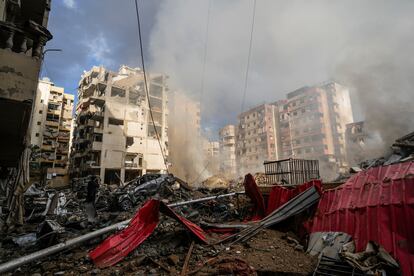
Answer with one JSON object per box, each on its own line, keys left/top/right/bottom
{"left": 29, "top": 78, "right": 74, "bottom": 187}
{"left": 70, "top": 65, "right": 169, "bottom": 185}
{"left": 282, "top": 81, "right": 354, "bottom": 178}
{"left": 219, "top": 125, "right": 237, "bottom": 177}
{"left": 236, "top": 104, "right": 281, "bottom": 175}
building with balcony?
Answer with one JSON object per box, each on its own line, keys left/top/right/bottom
{"left": 282, "top": 82, "right": 354, "bottom": 178}
{"left": 70, "top": 65, "right": 169, "bottom": 185}
{"left": 236, "top": 104, "right": 281, "bottom": 174}
{"left": 0, "top": 0, "right": 53, "bottom": 224}
{"left": 219, "top": 125, "right": 236, "bottom": 177}
{"left": 29, "top": 78, "right": 74, "bottom": 187}
{"left": 0, "top": 0, "right": 52, "bottom": 165}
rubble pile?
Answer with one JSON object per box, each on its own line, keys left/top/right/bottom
{"left": 2, "top": 132, "right": 414, "bottom": 275}
{"left": 360, "top": 131, "right": 414, "bottom": 169}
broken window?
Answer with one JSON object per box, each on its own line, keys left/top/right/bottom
{"left": 108, "top": 118, "right": 124, "bottom": 126}
{"left": 111, "top": 87, "right": 126, "bottom": 98}
{"left": 148, "top": 125, "right": 162, "bottom": 139}
{"left": 94, "top": 133, "right": 103, "bottom": 142}
{"left": 149, "top": 96, "right": 163, "bottom": 112}
{"left": 150, "top": 84, "right": 163, "bottom": 98}
{"left": 129, "top": 91, "right": 139, "bottom": 104}
{"left": 126, "top": 136, "right": 134, "bottom": 147}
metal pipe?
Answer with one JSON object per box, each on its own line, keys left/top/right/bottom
{"left": 0, "top": 191, "right": 244, "bottom": 273}
{"left": 168, "top": 192, "right": 244, "bottom": 207}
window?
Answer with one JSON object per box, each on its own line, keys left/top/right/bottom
{"left": 35, "top": 133, "right": 39, "bottom": 137}
{"left": 39, "top": 110, "right": 43, "bottom": 114}
{"left": 108, "top": 118, "right": 124, "bottom": 126}
{"left": 110, "top": 87, "right": 126, "bottom": 97}
{"left": 37, "top": 121, "right": 41, "bottom": 125}
{"left": 40, "top": 99, "right": 44, "bottom": 103}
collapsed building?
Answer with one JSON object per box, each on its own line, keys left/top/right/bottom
{"left": 0, "top": 0, "right": 53, "bottom": 225}
{"left": 29, "top": 78, "right": 74, "bottom": 187}
{"left": 70, "top": 65, "right": 169, "bottom": 185}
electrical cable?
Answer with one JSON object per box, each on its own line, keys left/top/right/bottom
{"left": 199, "top": 0, "right": 212, "bottom": 110}
{"left": 134, "top": 0, "right": 169, "bottom": 172}
{"left": 240, "top": 0, "right": 257, "bottom": 113}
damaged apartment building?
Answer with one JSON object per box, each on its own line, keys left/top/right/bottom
{"left": 236, "top": 81, "right": 354, "bottom": 179}
{"left": 0, "top": 0, "right": 53, "bottom": 224}
{"left": 70, "top": 65, "right": 169, "bottom": 185}
{"left": 219, "top": 125, "right": 237, "bottom": 177}
{"left": 29, "top": 78, "right": 74, "bottom": 187}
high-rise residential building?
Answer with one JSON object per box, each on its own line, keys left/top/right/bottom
{"left": 29, "top": 78, "right": 74, "bottom": 187}
{"left": 282, "top": 82, "right": 353, "bottom": 177}
{"left": 70, "top": 65, "right": 169, "bottom": 185}
{"left": 236, "top": 104, "right": 281, "bottom": 174}
{"left": 219, "top": 125, "right": 237, "bottom": 177}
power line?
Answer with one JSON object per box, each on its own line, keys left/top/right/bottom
{"left": 134, "top": 0, "right": 169, "bottom": 172}
{"left": 240, "top": 0, "right": 257, "bottom": 113}
{"left": 199, "top": 0, "right": 212, "bottom": 109}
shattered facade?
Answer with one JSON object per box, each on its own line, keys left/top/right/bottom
{"left": 29, "top": 78, "right": 74, "bottom": 187}
{"left": 219, "top": 124, "right": 236, "bottom": 177}
{"left": 70, "top": 65, "right": 169, "bottom": 185}
{"left": 236, "top": 104, "right": 281, "bottom": 175}
{"left": 0, "top": 0, "right": 53, "bottom": 225}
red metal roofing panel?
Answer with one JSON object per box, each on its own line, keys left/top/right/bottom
{"left": 90, "top": 199, "right": 209, "bottom": 268}
{"left": 266, "top": 180, "right": 322, "bottom": 215}
{"left": 89, "top": 199, "right": 160, "bottom": 268}
{"left": 311, "top": 161, "right": 414, "bottom": 275}
{"left": 244, "top": 173, "right": 266, "bottom": 219}
{"left": 160, "top": 201, "right": 208, "bottom": 244}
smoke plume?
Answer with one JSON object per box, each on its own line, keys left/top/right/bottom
{"left": 148, "top": 0, "right": 414, "bottom": 175}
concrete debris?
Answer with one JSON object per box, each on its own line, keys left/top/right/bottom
{"left": 2, "top": 130, "right": 413, "bottom": 275}
{"left": 200, "top": 175, "right": 229, "bottom": 190}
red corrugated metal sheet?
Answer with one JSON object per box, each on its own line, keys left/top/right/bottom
{"left": 90, "top": 199, "right": 160, "bottom": 268}
{"left": 311, "top": 161, "right": 414, "bottom": 275}
{"left": 90, "top": 199, "right": 209, "bottom": 267}
{"left": 244, "top": 173, "right": 266, "bottom": 219}
{"left": 160, "top": 201, "right": 208, "bottom": 243}
{"left": 266, "top": 180, "right": 322, "bottom": 215}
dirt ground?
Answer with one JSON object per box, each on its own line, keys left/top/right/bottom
{"left": 2, "top": 227, "right": 316, "bottom": 276}
{"left": 191, "top": 229, "right": 317, "bottom": 275}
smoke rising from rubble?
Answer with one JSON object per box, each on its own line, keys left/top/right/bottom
{"left": 148, "top": 0, "right": 414, "bottom": 174}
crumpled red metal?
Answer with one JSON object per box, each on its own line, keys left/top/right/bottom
{"left": 89, "top": 199, "right": 208, "bottom": 268}
{"left": 243, "top": 173, "right": 266, "bottom": 219}
{"left": 159, "top": 201, "right": 208, "bottom": 243}
{"left": 311, "top": 161, "right": 414, "bottom": 275}
{"left": 266, "top": 180, "right": 322, "bottom": 215}
{"left": 89, "top": 199, "right": 160, "bottom": 268}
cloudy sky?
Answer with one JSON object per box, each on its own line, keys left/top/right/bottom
{"left": 45, "top": 0, "right": 414, "bottom": 139}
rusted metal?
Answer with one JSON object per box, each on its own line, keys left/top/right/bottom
{"left": 181, "top": 241, "right": 195, "bottom": 276}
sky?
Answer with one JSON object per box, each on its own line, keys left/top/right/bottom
{"left": 44, "top": 0, "right": 414, "bottom": 142}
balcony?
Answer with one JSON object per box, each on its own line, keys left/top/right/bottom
{"left": 0, "top": 16, "right": 52, "bottom": 59}
{"left": 92, "top": 141, "right": 102, "bottom": 151}
{"left": 45, "top": 120, "right": 59, "bottom": 127}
